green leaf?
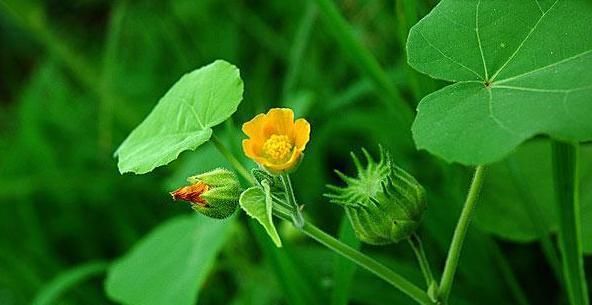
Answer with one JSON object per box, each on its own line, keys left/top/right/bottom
{"left": 474, "top": 140, "right": 592, "bottom": 255}
{"left": 115, "top": 60, "right": 243, "bottom": 174}
{"left": 105, "top": 215, "right": 233, "bottom": 305}
{"left": 239, "top": 184, "right": 282, "bottom": 247}
{"left": 475, "top": 140, "right": 557, "bottom": 241}
{"left": 407, "top": 0, "right": 592, "bottom": 164}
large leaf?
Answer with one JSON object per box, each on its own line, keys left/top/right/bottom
{"left": 240, "top": 183, "right": 282, "bottom": 247}
{"left": 474, "top": 140, "right": 557, "bottom": 241}
{"left": 105, "top": 215, "right": 233, "bottom": 305}
{"left": 474, "top": 140, "right": 592, "bottom": 254}
{"left": 115, "top": 60, "right": 243, "bottom": 174}
{"left": 407, "top": 0, "right": 592, "bottom": 165}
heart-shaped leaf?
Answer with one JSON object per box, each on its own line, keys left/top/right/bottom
{"left": 240, "top": 183, "right": 282, "bottom": 247}
{"left": 407, "top": 0, "right": 592, "bottom": 164}
{"left": 105, "top": 215, "right": 233, "bottom": 305}
{"left": 115, "top": 60, "right": 243, "bottom": 174}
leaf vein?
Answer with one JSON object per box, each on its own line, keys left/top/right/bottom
{"left": 487, "top": 89, "right": 520, "bottom": 136}
{"left": 534, "top": 0, "right": 544, "bottom": 14}
{"left": 489, "top": 0, "right": 561, "bottom": 81}
{"left": 418, "top": 31, "right": 483, "bottom": 79}
{"left": 476, "top": 0, "right": 489, "bottom": 80}
{"left": 492, "top": 85, "right": 592, "bottom": 93}
{"left": 182, "top": 100, "right": 206, "bottom": 129}
{"left": 494, "top": 50, "right": 592, "bottom": 84}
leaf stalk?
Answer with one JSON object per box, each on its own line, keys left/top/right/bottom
{"left": 551, "top": 141, "right": 589, "bottom": 305}
{"left": 438, "top": 165, "right": 486, "bottom": 303}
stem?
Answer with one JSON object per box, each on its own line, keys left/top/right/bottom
{"left": 280, "top": 174, "right": 305, "bottom": 229}
{"left": 408, "top": 233, "right": 435, "bottom": 289}
{"left": 438, "top": 165, "right": 486, "bottom": 303}
{"left": 274, "top": 212, "right": 434, "bottom": 305}
{"left": 211, "top": 135, "right": 255, "bottom": 184}
{"left": 551, "top": 141, "right": 589, "bottom": 305}
{"left": 212, "top": 134, "right": 433, "bottom": 305}
{"left": 304, "top": 221, "right": 433, "bottom": 305}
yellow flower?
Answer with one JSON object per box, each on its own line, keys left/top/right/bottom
{"left": 242, "top": 108, "right": 310, "bottom": 174}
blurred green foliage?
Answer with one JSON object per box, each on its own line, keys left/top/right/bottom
{"left": 0, "top": 1, "right": 590, "bottom": 305}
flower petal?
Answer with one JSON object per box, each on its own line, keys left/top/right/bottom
{"left": 293, "top": 118, "right": 310, "bottom": 150}
{"left": 242, "top": 113, "right": 267, "bottom": 142}
{"left": 243, "top": 139, "right": 270, "bottom": 164}
{"left": 243, "top": 139, "right": 261, "bottom": 159}
{"left": 264, "top": 108, "right": 295, "bottom": 137}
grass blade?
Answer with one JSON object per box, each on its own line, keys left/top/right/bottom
{"left": 32, "top": 261, "right": 108, "bottom": 305}
{"left": 312, "top": 0, "right": 412, "bottom": 124}
{"left": 250, "top": 221, "right": 321, "bottom": 305}
{"left": 282, "top": 3, "right": 317, "bottom": 97}
{"left": 331, "top": 216, "right": 361, "bottom": 305}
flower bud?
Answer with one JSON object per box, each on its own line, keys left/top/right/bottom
{"left": 171, "top": 168, "right": 242, "bottom": 219}
{"left": 325, "top": 148, "right": 426, "bottom": 245}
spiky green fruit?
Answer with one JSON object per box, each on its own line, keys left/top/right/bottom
{"left": 325, "top": 148, "right": 426, "bottom": 245}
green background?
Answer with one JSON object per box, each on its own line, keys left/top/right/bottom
{"left": 0, "top": 0, "right": 590, "bottom": 305}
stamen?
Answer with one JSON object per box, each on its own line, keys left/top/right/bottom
{"left": 262, "top": 134, "right": 293, "bottom": 162}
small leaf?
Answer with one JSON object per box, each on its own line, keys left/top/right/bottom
{"left": 407, "top": 0, "right": 592, "bottom": 164}
{"left": 115, "top": 60, "right": 243, "bottom": 174}
{"left": 105, "top": 215, "right": 233, "bottom": 305}
{"left": 240, "top": 184, "right": 282, "bottom": 247}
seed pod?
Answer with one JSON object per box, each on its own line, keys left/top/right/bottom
{"left": 171, "top": 168, "right": 242, "bottom": 219}
{"left": 325, "top": 148, "right": 426, "bottom": 245}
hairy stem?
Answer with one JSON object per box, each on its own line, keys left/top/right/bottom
{"left": 213, "top": 134, "right": 434, "bottom": 305}
{"left": 281, "top": 174, "right": 305, "bottom": 228}
{"left": 275, "top": 212, "right": 434, "bottom": 305}
{"left": 438, "top": 165, "right": 486, "bottom": 303}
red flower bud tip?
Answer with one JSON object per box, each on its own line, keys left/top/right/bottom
{"left": 170, "top": 181, "right": 210, "bottom": 206}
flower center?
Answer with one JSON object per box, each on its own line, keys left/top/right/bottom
{"left": 262, "top": 134, "right": 293, "bottom": 162}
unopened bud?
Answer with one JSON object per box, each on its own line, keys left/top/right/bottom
{"left": 171, "top": 168, "right": 242, "bottom": 219}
